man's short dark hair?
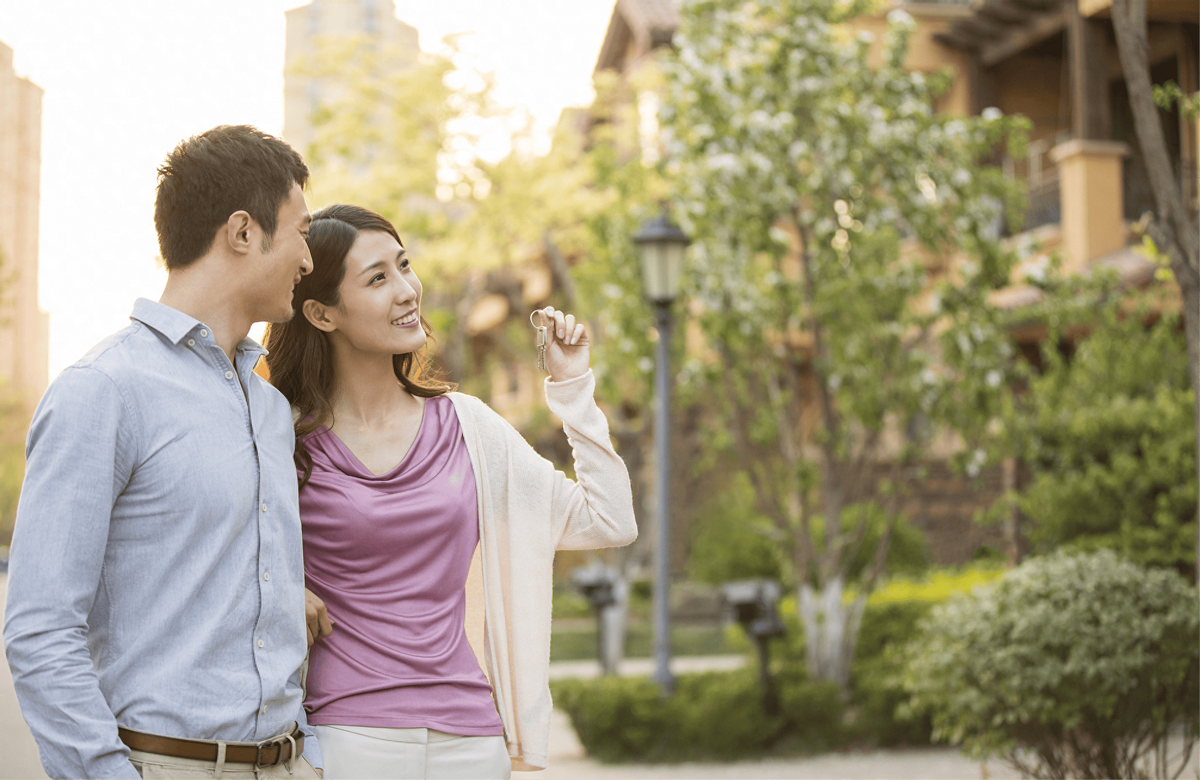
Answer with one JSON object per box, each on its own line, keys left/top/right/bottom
{"left": 154, "top": 125, "right": 309, "bottom": 269}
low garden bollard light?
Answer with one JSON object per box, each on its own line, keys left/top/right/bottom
{"left": 571, "top": 564, "right": 619, "bottom": 675}
{"left": 720, "top": 579, "right": 786, "bottom": 715}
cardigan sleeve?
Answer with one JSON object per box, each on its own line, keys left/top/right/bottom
{"left": 456, "top": 371, "right": 637, "bottom": 551}
{"left": 540, "top": 370, "right": 638, "bottom": 551}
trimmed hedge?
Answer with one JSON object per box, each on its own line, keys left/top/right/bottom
{"left": 552, "top": 668, "right": 843, "bottom": 762}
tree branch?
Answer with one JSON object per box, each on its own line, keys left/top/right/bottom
{"left": 1111, "top": 0, "right": 1199, "bottom": 278}
{"left": 796, "top": 215, "right": 846, "bottom": 580}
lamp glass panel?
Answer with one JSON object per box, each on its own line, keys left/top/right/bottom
{"left": 640, "top": 241, "right": 687, "bottom": 302}
{"left": 640, "top": 242, "right": 661, "bottom": 300}
{"left": 663, "top": 243, "right": 683, "bottom": 299}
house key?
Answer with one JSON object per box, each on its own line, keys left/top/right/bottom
{"left": 530, "top": 310, "right": 548, "bottom": 372}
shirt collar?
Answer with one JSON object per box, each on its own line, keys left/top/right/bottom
{"left": 130, "top": 298, "right": 202, "bottom": 344}
{"left": 129, "top": 298, "right": 268, "bottom": 360}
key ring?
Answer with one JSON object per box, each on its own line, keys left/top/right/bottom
{"left": 531, "top": 310, "right": 549, "bottom": 372}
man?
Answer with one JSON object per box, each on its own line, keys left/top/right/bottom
{"left": 4, "top": 125, "right": 331, "bottom": 779}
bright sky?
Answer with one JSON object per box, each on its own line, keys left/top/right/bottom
{"left": 0, "top": 0, "right": 616, "bottom": 377}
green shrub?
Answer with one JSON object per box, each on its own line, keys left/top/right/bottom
{"left": 687, "top": 472, "right": 784, "bottom": 585}
{"left": 847, "top": 600, "right": 934, "bottom": 746}
{"left": 734, "top": 565, "right": 1002, "bottom": 747}
{"left": 551, "top": 669, "right": 843, "bottom": 762}
{"left": 903, "top": 549, "right": 1199, "bottom": 779}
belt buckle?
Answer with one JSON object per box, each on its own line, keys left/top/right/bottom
{"left": 255, "top": 735, "right": 286, "bottom": 769}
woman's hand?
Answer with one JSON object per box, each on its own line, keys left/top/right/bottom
{"left": 537, "top": 306, "right": 591, "bottom": 383}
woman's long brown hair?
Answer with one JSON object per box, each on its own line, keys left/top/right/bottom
{"left": 264, "top": 204, "right": 454, "bottom": 487}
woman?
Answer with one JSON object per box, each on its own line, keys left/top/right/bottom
{"left": 264, "top": 204, "right": 636, "bottom": 779}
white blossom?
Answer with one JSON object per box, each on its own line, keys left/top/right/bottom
{"left": 886, "top": 9, "right": 916, "bottom": 29}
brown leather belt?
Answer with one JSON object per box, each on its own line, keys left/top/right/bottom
{"left": 118, "top": 724, "right": 304, "bottom": 767}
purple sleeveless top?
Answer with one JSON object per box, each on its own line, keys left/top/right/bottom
{"left": 298, "top": 395, "right": 504, "bottom": 735}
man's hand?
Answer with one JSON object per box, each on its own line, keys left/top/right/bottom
{"left": 305, "top": 588, "right": 333, "bottom": 647}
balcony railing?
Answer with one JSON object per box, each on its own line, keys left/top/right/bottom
{"left": 1004, "top": 136, "right": 1064, "bottom": 233}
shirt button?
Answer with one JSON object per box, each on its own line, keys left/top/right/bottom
{"left": 261, "top": 502, "right": 268, "bottom": 513}
{"left": 258, "top": 639, "right": 264, "bottom": 648}
{"left": 187, "top": 339, "right": 195, "bottom": 347}
{"left": 200, "top": 329, "right": 208, "bottom": 337}
{"left": 263, "top": 572, "right": 270, "bottom": 581}
{"left": 225, "top": 371, "right": 234, "bottom": 380}
{"left": 261, "top": 705, "right": 267, "bottom": 714}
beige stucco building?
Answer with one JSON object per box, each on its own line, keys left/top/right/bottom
{"left": 0, "top": 41, "right": 49, "bottom": 409}
{"left": 282, "top": 0, "right": 419, "bottom": 158}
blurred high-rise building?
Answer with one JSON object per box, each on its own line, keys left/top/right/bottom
{"left": 0, "top": 41, "right": 48, "bottom": 408}
{"left": 283, "top": 0, "right": 420, "bottom": 157}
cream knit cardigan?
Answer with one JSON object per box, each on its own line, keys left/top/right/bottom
{"left": 448, "top": 370, "right": 637, "bottom": 771}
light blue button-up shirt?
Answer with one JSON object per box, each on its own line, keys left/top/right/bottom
{"left": 3, "top": 299, "right": 320, "bottom": 779}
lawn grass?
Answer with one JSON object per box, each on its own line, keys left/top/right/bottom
{"left": 550, "top": 619, "right": 739, "bottom": 661}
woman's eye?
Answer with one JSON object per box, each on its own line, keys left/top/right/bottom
{"left": 399, "top": 259, "right": 411, "bottom": 270}
{"left": 371, "top": 273, "right": 386, "bottom": 284}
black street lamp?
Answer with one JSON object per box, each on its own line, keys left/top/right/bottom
{"left": 633, "top": 212, "right": 690, "bottom": 694}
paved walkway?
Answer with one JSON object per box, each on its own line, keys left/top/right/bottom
{"left": 549, "top": 654, "right": 749, "bottom": 680}
{"left": 0, "top": 576, "right": 48, "bottom": 779}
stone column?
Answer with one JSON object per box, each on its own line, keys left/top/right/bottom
{"left": 1049, "top": 139, "right": 1129, "bottom": 271}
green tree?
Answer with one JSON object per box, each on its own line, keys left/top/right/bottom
{"left": 0, "top": 248, "right": 26, "bottom": 547}
{"left": 293, "top": 36, "right": 478, "bottom": 247}
{"left": 993, "top": 304, "right": 1196, "bottom": 579}
{"left": 660, "top": 0, "right": 1026, "bottom": 689}
{"left": 296, "top": 37, "right": 645, "bottom": 385}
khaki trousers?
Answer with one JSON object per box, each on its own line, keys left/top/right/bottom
{"left": 314, "top": 724, "right": 511, "bottom": 780}
{"left": 128, "top": 748, "right": 321, "bottom": 779}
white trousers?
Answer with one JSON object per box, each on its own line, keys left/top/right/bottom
{"left": 313, "top": 725, "right": 511, "bottom": 780}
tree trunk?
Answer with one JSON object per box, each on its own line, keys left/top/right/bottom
{"left": 797, "top": 578, "right": 864, "bottom": 691}
{"left": 1110, "top": 0, "right": 1200, "bottom": 718}
{"left": 1111, "top": 0, "right": 1200, "bottom": 583}
{"left": 1176, "top": 261, "right": 1200, "bottom": 583}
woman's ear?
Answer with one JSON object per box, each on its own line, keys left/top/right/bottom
{"left": 303, "top": 299, "right": 337, "bottom": 333}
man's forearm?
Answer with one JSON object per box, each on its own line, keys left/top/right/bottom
{"left": 5, "top": 604, "right": 139, "bottom": 778}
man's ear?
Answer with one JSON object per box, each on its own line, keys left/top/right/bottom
{"left": 224, "top": 211, "right": 255, "bottom": 255}
{"left": 303, "top": 299, "right": 338, "bottom": 333}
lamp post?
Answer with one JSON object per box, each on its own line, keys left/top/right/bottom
{"left": 633, "top": 212, "right": 690, "bottom": 695}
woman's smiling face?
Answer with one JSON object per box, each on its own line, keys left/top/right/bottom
{"left": 325, "top": 229, "right": 426, "bottom": 357}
